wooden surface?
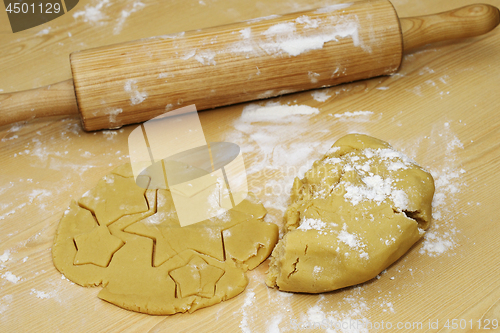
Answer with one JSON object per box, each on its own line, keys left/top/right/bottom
{"left": 1, "top": 0, "right": 499, "bottom": 332}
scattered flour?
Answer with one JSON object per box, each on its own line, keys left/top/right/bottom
{"left": 240, "top": 101, "right": 319, "bottom": 123}
{"left": 292, "top": 293, "right": 371, "bottom": 332}
{"left": 239, "top": 290, "right": 256, "bottom": 333}
{"left": 240, "top": 27, "right": 252, "bottom": 39}
{"left": 226, "top": 100, "right": 333, "bottom": 226}
{"left": 102, "top": 130, "right": 118, "bottom": 140}
{"left": 259, "top": 17, "right": 364, "bottom": 57}
{"left": 113, "top": 1, "right": 146, "bottom": 34}
{"left": 1, "top": 271, "right": 21, "bottom": 284}
{"left": 266, "top": 313, "right": 283, "bottom": 333}
{"left": 36, "top": 27, "right": 51, "bottom": 36}
{"left": 0, "top": 250, "right": 11, "bottom": 263}
{"left": 73, "top": 0, "right": 111, "bottom": 24}
{"left": 311, "top": 90, "right": 331, "bottom": 102}
{"left": 124, "top": 79, "right": 148, "bottom": 105}
{"left": 419, "top": 123, "right": 465, "bottom": 256}
{"left": 333, "top": 111, "right": 374, "bottom": 120}
{"left": 30, "top": 289, "right": 53, "bottom": 299}
{"left": 0, "top": 295, "right": 13, "bottom": 314}
{"left": 105, "top": 107, "right": 123, "bottom": 124}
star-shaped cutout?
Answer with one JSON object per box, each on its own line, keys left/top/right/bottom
{"left": 74, "top": 225, "right": 124, "bottom": 267}
{"left": 78, "top": 174, "right": 149, "bottom": 226}
{"left": 124, "top": 190, "right": 225, "bottom": 267}
{"left": 169, "top": 256, "right": 224, "bottom": 299}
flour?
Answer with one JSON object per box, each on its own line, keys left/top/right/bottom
{"left": 293, "top": 293, "right": 370, "bottom": 332}
{"left": 338, "top": 226, "right": 363, "bottom": 249}
{"left": 227, "top": 10, "right": 366, "bottom": 58}
{"left": 308, "top": 71, "right": 320, "bottom": 83}
{"left": 124, "top": 79, "right": 148, "bottom": 105}
{"left": 1, "top": 271, "right": 21, "bottom": 284}
{"left": 239, "top": 289, "right": 256, "bottom": 333}
{"left": 343, "top": 174, "right": 409, "bottom": 211}
{"left": 266, "top": 313, "right": 283, "bottom": 333}
{"left": 333, "top": 111, "right": 374, "bottom": 121}
{"left": 105, "top": 107, "right": 123, "bottom": 124}
{"left": 419, "top": 122, "right": 465, "bottom": 256}
{"left": 113, "top": 1, "right": 146, "bottom": 34}
{"left": 240, "top": 102, "right": 319, "bottom": 123}
{"left": 0, "top": 250, "right": 11, "bottom": 263}
{"left": 30, "top": 289, "right": 53, "bottom": 299}
{"left": 0, "top": 295, "right": 13, "bottom": 315}
{"left": 311, "top": 90, "right": 331, "bottom": 102}
{"left": 102, "top": 130, "right": 118, "bottom": 141}
{"left": 260, "top": 18, "right": 363, "bottom": 57}
{"left": 1, "top": 135, "right": 19, "bottom": 142}
{"left": 338, "top": 224, "right": 369, "bottom": 260}
{"left": 73, "top": 0, "right": 111, "bottom": 24}
{"left": 35, "top": 27, "right": 51, "bottom": 36}
{"left": 298, "top": 218, "right": 326, "bottom": 231}
{"left": 194, "top": 50, "right": 217, "bottom": 65}
{"left": 226, "top": 101, "right": 331, "bottom": 226}
{"left": 296, "top": 15, "right": 321, "bottom": 29}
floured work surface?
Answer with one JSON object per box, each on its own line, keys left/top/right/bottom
{"left": 1, "top": 0, "right": 500, "bottom": 330}
{"left": 267, "top": 134, "right": 434, "bottom": 293}
{"left": 52, "top": 164, "right": 278, "bottom": 315}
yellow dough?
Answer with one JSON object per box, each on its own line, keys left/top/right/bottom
{"left": 266, "top": 134, "right": 434, "bottom": 293}
{"left": 52, "top": 163, "right": 278, "bottom": 315}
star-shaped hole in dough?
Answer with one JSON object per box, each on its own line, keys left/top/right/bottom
{"left": 74, "top": 225, "right": 124, "bottom": 267}
{"left": 169, "top": 256, "right": 224, "bottom": 299}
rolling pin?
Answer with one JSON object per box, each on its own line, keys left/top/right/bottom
{"left": 1, "top": 0, "right": 498, "bottom": 131}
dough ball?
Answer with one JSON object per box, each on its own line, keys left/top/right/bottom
{"left": 266, "top": 134, "right": 434, "bottom": 293}
{"left": 52, "top": 163, "right": 278, "bottom": 315}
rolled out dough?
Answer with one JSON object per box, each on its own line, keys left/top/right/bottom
{"left": 266, "top": 134, "right": 435, "bottom": 293}
{"left": 52, "top": 163, "right": 278, "bottom": 315}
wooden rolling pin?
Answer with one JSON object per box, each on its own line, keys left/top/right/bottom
{"left": 1, "top": 0, "right": 499, "bottom": 131}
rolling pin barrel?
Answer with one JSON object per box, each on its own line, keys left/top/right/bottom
{"left": 0, "top": 0, "right": 498, "bottom": 131}
{"left": 70, "top": 0, "right": 403, "bottom": 131}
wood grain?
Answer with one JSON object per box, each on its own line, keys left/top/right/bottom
{"left": 400, "top": 3, "right": 500, "bottom": 52}
{"left": 0, "top": 0, "right": 499, "bottom": 332}
{"left": 70, "top": 0, "right": 402, "bottom": 131}
{"left": 0, "top": 79, "right": 79, "bottom": 127}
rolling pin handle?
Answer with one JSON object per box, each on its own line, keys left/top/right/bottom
{"left": 0, "top": 79, "right": 79, "bottom": 129}
{"left": 400, "top": 4, "right": 500, "bottom": 53}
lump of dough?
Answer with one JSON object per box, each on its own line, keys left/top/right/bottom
{"left": 266, "top": 134, "right": 434, "bottom": 293}
{"left": 52, "top": 163, "right": 278, "bottom": 315}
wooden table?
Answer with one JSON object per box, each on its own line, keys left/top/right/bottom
{"left": 1, "top": 0, "right": 499, "bottom": 331}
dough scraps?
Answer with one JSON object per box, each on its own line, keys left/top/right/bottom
{"left": 52, "top": 163, "right": 278, "bottom": 315}
{"left": 266, "top": 134, "right": 435, "bottom": 293}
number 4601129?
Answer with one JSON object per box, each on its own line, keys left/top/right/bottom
{"left": 6, "top": 2, "right": 61, "bottom": 14}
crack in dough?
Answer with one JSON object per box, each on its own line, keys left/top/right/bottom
{"left": 266, "top": 134, "right": 435, "bottom": 293}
